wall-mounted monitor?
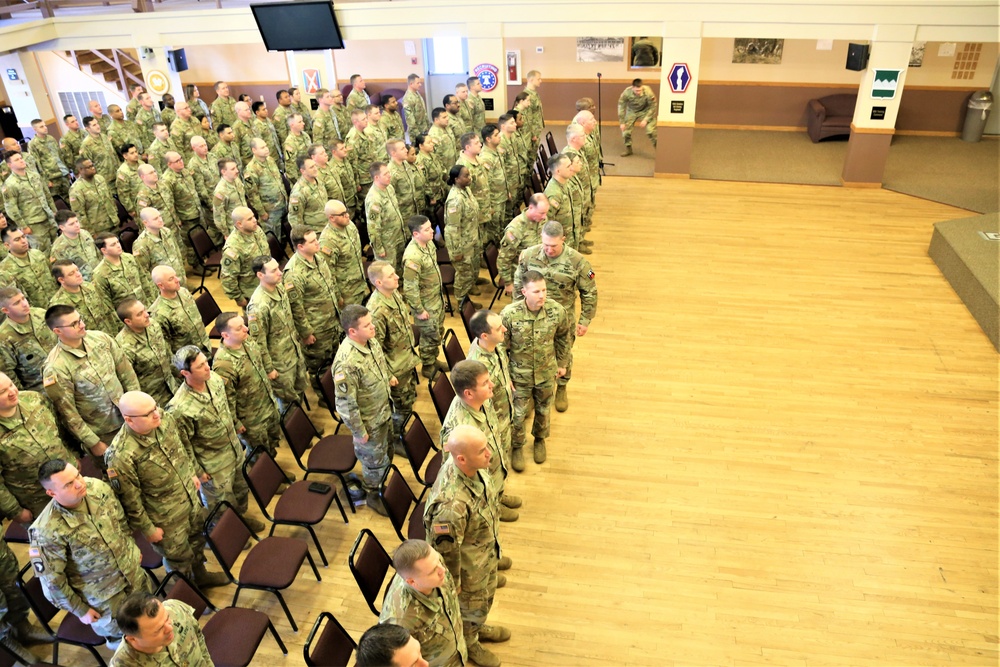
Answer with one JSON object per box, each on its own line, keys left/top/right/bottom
{"left": 251, "top": 1, "right": 345, "bottom": 51}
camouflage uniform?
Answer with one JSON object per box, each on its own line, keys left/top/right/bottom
{"left": 28, "top": 133, "right": 71, "bottom": 203}
{"left": 116, "top": 322, "right": 179, "bottom": 408}
{"left": 132, "top": 227, "right": 186, "bottom": 285}
{"left": 331, "top": 336, "right": 393, "bottom": 491}
{"left": 50, "top": 230, "right": 101, "bottom": 282}
{"left": 345, "top": 89, "right": 369, "bottom": 116}
{"left": 318, "top": 221, "right": 368, "bottom": 307}
{"left": 467, "top": 95, "right": 486, "bottom": 134}
{"left": 333, "top": 107, "right": 352, "bottom": 142}
{"left": 467, "top": 339, "right": 514, "bottom": 457}
{"left": 402, "top": 90, "right": 430, "bottom": 137}
{"left": 220, "top": 227, "right": 269, "bottom": 305}
{"left": 2, "top": 170, "right": 57, "bottom": 251}
{"left": 0, "top": 391, "right": 76, "bottom": 519}
{"left": 59, "top": 129, "right": 86, "bottom": 173}
{"left": 212, "top": 178, "right": 247, "bottom": 240}
{"left": 416, "top": 151, "right": 446, "bottom": 213}
{"left": 380, "top": 111, "right": 405, "bottom": 143}
{"left": 428, "top": 126, "right": 456, "bottom": 174}
{"left": 291, "top": 100, "right": 313, "bottom": 132}
{"left": 456, "top": 154, "right": 491, "bottom": 257}
{"left": 80, "top": 133, "right": 120, "bottom": 184}
{"left": 439, "top": 397, "right": 507, "bottom": 496}
{"left": 149, "top": 288, "right": 210, "bottom": 355}
{"left": 208, "top": 141, "right": 243, "bottom": 177}
{"left": 231, "top": 119, "right": 254, "bottom": 167}
{"left": 367, "top": 289, "right": 418, "bottom": 442}
{"left": 115, "top": 161, "right": 144, "bottom": 219}
{"left": 272, "top": 105, "right": 293, "bottom": 148}
{"left": 311, "top": 109, "right": 339, "bottom": 153}
{"left": 105, "top": 410, "right": 207, "bottom": 576}
{"left": 188, "top": 154, "right": 220, "bottom": 242}
{"left": 288, "top": 177, "right": 328, "bottom": 234}
{"left": 43, "top": 329, "right": 141, "bottom": 451}
{"left": 49, "top": 283, "right": 120, "bottom": 337}
{"left": 564, "top": 144, "right": 595, "bottom": 236}
{"left": 213, "top": 340, "right": 281, "bottom": 458}
{"left": 365, "top": 124, "right": 389, "bottom": 161}
{"left": 135, "top": 183, "right": 180, "bottom": 237}
{"left": 543, "top": 177, "right": 581, "bottom": 250}
{"left": 210, "top": 97, "right": 237, "bottom": 130}
{"left": 523, "top": 87, "right": 545, "bottom": 155}
{"left": 283, "top": 251, "right": 341, "bottom": 375}
{"left": 167, "top": 371, "right": 249, "bottom": 517}
{"left": 498, "top": 134, "right": 523, "bottom": 217}
{"left": 331, "top": 157, "right": 360, "bottom": 216}
{"left": 0, "top": 307, "right": 57, "bottom": 392}
{"left": 345, "top": 126, "right": 375, "bottom": 201}
{"left": 247, "top": 283, "right": 307, "bottom": 406}
{"left": 170, "top": 117, "right": 202, "bottom": 162}
{"left": 244, "top": 156, "right": 288, "bottom": 239}
{"left": 68, "top": 175, "right": 119, "bottom": 236}
{"left": 107, "top": 120, "right": 144, "bottom": 156}
{"left": 93, "top": 253, "right": 158, "bottom": 308}
{"left": 401, "top": 239, "right": 444, "bottom": 369}
{"left": 499, "top": 299, "right": 571, "bottom": 449}
{"left": 133, "top": 108, "right": 157, "bottom": 150}
{"left": 160, "top": 108, "right": 177, "bottom": 131}
{"left": 253, "top": 118, "right": 284, "bottom": 173}
{"left": 366, "top": 184, "right": 406, "bottom": 269}
{"left": 423, "top": 456, "right": 502, "bottom": 649}
{"left": 144, "top": 138, "right": 174, "bottom": 176}
{"left": 479, "top": 145, "right": 512, "bottom": 247}
{"left": 446, "top": 112, "right": 468, "bottom": 145}
{"left": 444, "top": 185, "right": 481, "bottom": 303}
{"left": 389, "top": 159, "right": 422, "bottom": 223}
{"left": 379, "top": 567, "right": 467, "bottom": 667}
{"left": 0, "top": 250, "right": 57, "bottom": 308}
{"left": 161, "top": 166, "right": 203, "bottom": 262}
{"left": 618, "top": 85, "right": 657, "bottom": 149}
{"left": 282, "top": 131, "right": 312, "bottom": 167}
{"left": 29, "top": 477, "right": 151, "bottom": 640}
{"left": 109, "top": 599, "right": 212, "bottom": 667}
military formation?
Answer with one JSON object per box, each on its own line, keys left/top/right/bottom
{"left": 0, "top": 69, "right": 606, "bottom": 665}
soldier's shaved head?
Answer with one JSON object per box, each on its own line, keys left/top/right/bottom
{"left": 446, "top": 424, "right": 486, "bottom": 458}
{"left": 231, "top": 206, "right": 254, "bottom": 225}
{"left": 324, "top": 199, "right": 347, "bottom": 217}
{"left": 137, "top": 164, "right": 156, "bottom": 177}
{"left": 120, "top": 391, "right": 157, "bottom": 416}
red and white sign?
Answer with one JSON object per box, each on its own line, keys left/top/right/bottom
{"left": 302, "top": 69, "right": 321, "bottom": 94}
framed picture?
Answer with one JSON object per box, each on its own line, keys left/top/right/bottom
{"left": 628, "top": 37, "right": 662, "bottom": 70}
{"left": 732, "top": 38, "right": 784, "bottom": 64}
{"left": 505, "top": 50, "right": 521, "bottom": 85}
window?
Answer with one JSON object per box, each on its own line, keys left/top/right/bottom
{"left": 429, "top": 36, "right": 467, "bottom": 75}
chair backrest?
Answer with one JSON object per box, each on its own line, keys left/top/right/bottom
{"left": 442, "top": 329, "right": 465, "bottom": 371}
{"left": 531, "top": 170, "right": 544, "bottom": 195}
{"left": 304, "top": 612, "right": 357, "bottom": 667}
{"left": 402, "top": 413, "right": 436, "bottom": 473}
{"left": 266, "top": 231, "right": 286, "bottom": 263}
{"left": 206, "top": 501, "right": 253, "bottom": 574}
{"left": 120, "top": 228, "right": 138, "bottom": 254}
{"left": 188, "top": 224, "right": 216, "bottom": 260}
{"left": 538, "top": 141, "right": 550, "bottom": 165}
{"left": 546, "top": 130, "right": 558, "bottom": 156}
{"left": 429, "top": 373, "right": 456, "bottom": 424}
{"left": 194, "top": 289, "right": 222, "bottom": 327}
{"left": 381, "top": 465, "right": 417, "bottom": 542}
{"left": 460, "top": 298, "right": 476, "bottom": 340}
{"left": 244, "top": 447, "right": 285, "bottom": 509}
{"left": 408, "top": 499, "right": 427, "bottom": 540}
{"left": 156, "top": 571, "right": 215, "bottom": 619}
{"left": 281, "top": 401, "right": 318, "bottom": 463}
{"left": 348, "top": 528, "right": 393, "bottom": 617}
{"left": 484, "top": 243, "right": 501, "bottom": 283}
{"left": 318, "top": 368, "right": 344, "bottom": 424}
{"left": 16, "top": 563, "right": 59, "bottom": 630}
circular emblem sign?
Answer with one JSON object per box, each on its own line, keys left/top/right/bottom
{"left": 473, "top": 63, "right": 499, "bottom": 92}
{"left": 145, "top": 69, "right": 170, "bottom": 96}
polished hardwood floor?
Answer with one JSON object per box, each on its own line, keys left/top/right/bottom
{"left": 22, "top": 177, "right": 997, "bottom": 666}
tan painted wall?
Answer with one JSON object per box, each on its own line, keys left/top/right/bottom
{"left": 334, "top": 40, "right": 424, "bottom": 81}
{"left": 179, "top": 43, "right": 289, "bottom": 84}
{"left": 503, "top": 37, "right": 636, "bottom": 81}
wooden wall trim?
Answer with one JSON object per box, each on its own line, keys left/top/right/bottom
{"left": 701, "top": 80, "right": 860, "bottom": 88}
{"left": 851, "top": 123, "right": 895, "bottom": 135}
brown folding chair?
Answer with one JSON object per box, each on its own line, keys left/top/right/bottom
{"left": 281, "top": 398, "right": 359, "bottom": 515}
{"left": 442, "top": 328, "right": 465, "bottom": 371}
{"left": 205, "top": 501, "right": 322, "bottom": 632}
{"left": 134, "top": 528, "right": 164, "bottom": 587}
{"left": 401, "top": 412, "right": 443, "bottom": 491}
{"left": 440, "top": 264, "right": 456, "bottom": 315}
{"left": 188, "top": 224, "right": 222, "bottom": 294}
{"left": 119, "top": 228, "right": 138, "bottom": 255}
{"left": 538, "top": 140, "right": 550, "bottom": 166}
{"left": 429, "top": 372, "right": 456, "bottom": 425}
{"left": 380, "top": 464, "right": 426, "bottom": 542}
{"left": 156, "top": 571, "right": 287, "bottom": 666}
{"left": 304, "top": 612, "right": 357, "bottom": 667}
{"left": 482, "top": 243, "right": 506, "bottom": 309}
{"left": 266, "top": 230, "right": 288, "bottom": 268}
{"left": 546, "top": 131, "right": 558, "bottom": 157}
{"left": 348, "top": 528, "right": 394, "bottom": 617}
{"left": 3, "top": 520, "right": 28, "bottom": 544}
{"left": 243, "top": 447, "right": 344, "bottom": 566}
{"left": 16, "top": 563, "right": 106, "bottom": 666}
{"left": 194, "top": 289, "right": 223, "bottom": 339}
{"left": 460, "top": 297, "right": 477, "bottom": 341}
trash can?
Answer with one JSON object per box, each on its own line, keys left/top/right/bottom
{"left": 961, "top": 90, "right": 993, "bottom": 142}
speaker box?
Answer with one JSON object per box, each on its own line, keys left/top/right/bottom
{"left": 846, "top": 43, "right": 869, "bottom": 71}
{"left": 167, "top": 48, "right": 188, "bottom": 73}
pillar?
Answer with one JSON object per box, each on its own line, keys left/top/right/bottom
{"left": 285, "top": 50, "right": 337, "bottom": 104}
{"left": 467, "top": 23, "right": 506, "bottom": 122}
{"left": 654, "top": 22, "right": 702, "bottom": 177}
{"left": 133, "top": 43, "right": 184, "bottom": 108}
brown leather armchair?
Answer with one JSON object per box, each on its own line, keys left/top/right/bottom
{"left": 806, "top": 93, "right": 858, "bottom": 143}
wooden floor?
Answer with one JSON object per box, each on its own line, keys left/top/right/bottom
{"left": 23, "top": 177, "right": 998, "bottom": 666}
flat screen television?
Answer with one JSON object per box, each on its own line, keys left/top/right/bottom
{"left": 251, "top": 1, "right": 345, "bottom": 51}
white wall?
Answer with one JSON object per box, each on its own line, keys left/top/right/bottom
{"left": 34, "top": 50, "right": 127, "bottom": 133}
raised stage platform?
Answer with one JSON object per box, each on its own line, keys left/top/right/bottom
{"left": 928, "top": 212, "right": 1000, "bottom": 351}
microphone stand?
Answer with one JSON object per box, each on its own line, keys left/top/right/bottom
{"left": 597, "top": 72, "right": 613, "bottom": 175}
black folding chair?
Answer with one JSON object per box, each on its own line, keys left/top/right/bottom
{"left": 348, "top": 528, "right": 394, "bottom": 617}
{"left": 304, "top": 611, "right": 357, "bottom": 667}
{"left": 429, "top": 372, "right": 456, "bottom": 425}
{"left": 380, "top": 464, "right": 425, "bottom": 542}
{"left": 442, "top": 328, "right": 465, "bottom": 371}
{"left": 16, "top": 564, "right": 106, "bottom": 666}
{"left": 188, "top": 224, "right": 222, "bottom": 294}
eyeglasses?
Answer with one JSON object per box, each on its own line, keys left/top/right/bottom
{"left": 56, "top": 317, "right": 85, "bottom": 329}
{"left": 123, "top": 406, "right": 158, "bottom": 419}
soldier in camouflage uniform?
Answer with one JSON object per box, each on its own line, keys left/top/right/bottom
{"left": 125, "top": 84, "right": 143, "bottom": 121}
{"left": 133, "top": 94, "right": 159, "bottom": 152}
{"left": 80, "top": 116, "right": 120, "bottom": 185}
{"left": 50, "top": 211, "right": 101, "bottom": 282}
{"left": 112, "top": 594, "right": 212, "bottom": 666}
{"left": 366, "top": 162, "right": 407, "bottom": 269}
{"left": 49, "top": 260, "right": 120, "bottom": 337}
{"left": 107, "top": 105, "right": 144, "bottom": 157}
{"left": 188, "top": 137, "right": 223, "bottom": 245}
{"left": 252, "top": 102, "right": 284, "bottom": 172}
{"left": 543, "top": 154, "right": 582, "bottom": 249}
{"left": 0, "top": 288, "right": 57, "bottom": 392}
{"left": 311, "top": 89, "right": 339, "bottom": 153}
{"left": 443, "top": 96, "right": 468, "bottom": 145}
{"left": 366, "top": 261, "right": 418, "bottom": 445}
{"left": 282, "top": 114, "right": 312, "bottom": 167}
{"left": 289, "top": 86, "right": 313, "bottom": 132}
{"left": 514, "top": 221, "right": 597, "bottom": 413}
{"left": 365, "top": 106, "right": 389, "bottom": 161}
{"left": 231, "top": 102, "right": 255, "bottom": 168}
{"left": 284, "top": 226, "right": 341, "bottom": 379}
{"left": 388, "top": 140, "right": 422, "bottom": 223}
{"left": 133, "top": 207, "right": 186, "bottom": 284}
{"left": 59, "top": 115, "right": 86, "bottom": 172}
{"left": 423, "top": 425, "right": 509, "bottom": 667}
{"left": 135, "top": 165, "right": 179, "bottom": 237}
{"left": 402, "top": 75, "right": 430, "bottom": 137}
{"left": 332, "top": 91, "right": 352, "bottom": 143}
{"left": 571, "top": 113, "right": 602, "bottom": 241}
{"left": 31, "top": 459, "right": 152, "bottom": 641}
{"left": 161, "top": 151, "right": 202, "bottom": 265}
{"left": 454, "top": 86, "right": 474, "bottom": 136}
{"left": 42, "top": 305, "right": 141, "bottom": 462}
{"left": 28, "top": 119, "right": 71, "bottom": 203}
{"left": 159, "top": 95, "right": 177, "bottom": 130}
{"left": 2, "top": 150, "right": 57, "bottom": 252}
{"left": 311, "top": 144, "right": 347, "bottom": 214}
{"left": 105, "top": 391, "right": 228, "bottom": 587}
{"left": 346, "top": 110, "right": 376, "bottom": 205}
{"left": 466, "top": 77, "right": 487, "bottom": 134}
{"left": 220, "top": 207, "right": 269, "bottom": 308}
{"left": 401, "top": 217, "right": 447, "bottom": 379}
{"left": 497, "top": 114, "right": 523, "bottom": 216}
{"left": 149, "top": 266, "right": 210, "bottom": 356}
{"left": 332, "top": 304, "right": 395, "bottom": 514}
{"left": 456, "top": 133, "right": 491, "bottom": 264}
{"left": 115, "top": 144, "right": 144, "bottom": 220}
{"left": 244, "top": 138, "right": 287, "bottom": 240}
{"left": 288, "top": 156, "right": 328, "bottom": 234}
{"left": 319, "top": 200, "right": 368, "bottom": 308}
{"left": 272, "top": 90, "right": 294, "bottom": 149}
{"left": 330, "top": 139, "right": 361, "bottom": 218}
{"left": 618, "top": 79, "right": 657, "bottom": 156}
{"left": 144, "top": 123, "right": 176, "bottom": 175}
{"left": 208, "top": 125, "right": 243, "bottom": 176}
{"left": 379, "top": 539, "right": 467, "bottom": 667}
{"left": 414, "top": 134, "right": 445, "bottom": 215}
{"left": 563, "top": 127, "right": 594, "bottom": 250}
{"left": 444, "top": 166, "right": 481, "bottom": 306}
{"left": 213, "top": 312, "right": 282, "bottom": 458}
{"left": 93, "top": 232, "right": 158, "bottom": 308}
{"left": 69, "top": 158, "right": 119, "bottom": 237}
{"left": 247, "top": 255, "right": 308, "bottom": 409}
{"left": 169, "top": 102, "right": 201, "bottom": 163}
{"left": 212, "top": 159, "right": 247, "bottom": 240}
{"left": 467, "top": 310, "right": 514, "bottom": 466}
{"left": 346, "top": 76, "right": 371, "bottom": 115}
{"left": 167, "top": 347, "right": 264, "bottom": 532}
{"left": 210, "top": 82, "right": 237, "bottom": 130}
{"left": 521, "top": 71, "right": 545, "bottom": 156}
{"left": 380, "top": 95, "right": 404, "bottom": 142}
{"left": 0, "top": 228, "right": 57, "bottom": 307}
{"left": 115, "top": 298, "right": 179, "bottom": 408}
{"left": 479, "top": 125, "right": 512, "bottom": 248}
{"left": 427, "top": 109, "right": 456, "bottom": 174}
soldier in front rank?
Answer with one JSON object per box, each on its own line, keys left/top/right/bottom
{"left": 618, "top": 78, "right": 657, "bottom": 156}
{"left": 366, "top": 162, "right": 406, "bottom": 268}
{"left": 467, "top": 309, "right": 514, "bottom": 467}
{"left": 402, "top": 74, "right": 430, "bottom": 137}
{"left": 311, "top": 143, "right": 347, "bottom": 211}
{"left": 0, "top": 228, "right": 58, "bottom": 307}
{"left": 402, "top": 217, "right": 447, "bottom": 380}
{"left": 92, "top": 232, "right": 158, "bottom": 308}
{"left": 0, "top": 288, "right": 57, "bottom": 392}
{"left": 272, "top": 89, "right": 294, "bottom": 149}
{"left": 499, "top": 271, "right": 571, "bottom": 468}
{"left": 115, "top": 298, "right": 178, "bottom": 407}
{"left": 0, "top": 372, "right": 76, "bottom": 524}
{"left": 167, "top": 346, "right": 264, "bottom": 532}
{"left": 543, "top": 153, "right": 581, "bottom": 250}
{"left": 115, "top": 144, "right": 144, "bottom": 219}
{"left": 388, "top": 139, "right": 422, "bottom": 223}
{"left": 282, "top": 114, "right": 312, "bottom": 166}
{"left": 2, "top": 150, "right": 57, "bottom": 252}
{"left": 284, "top": 226, "right": 341, "bottom": 380}
{"left": 379, "top": 539, "right": 467, "bottom": 667}
{"left": 69, "top": 157, "right": 119, "bottom": 237}
{"left": 319, "top": 199, "right": 368, "bottom": 308}
{"left": 444, "top": 165, "right": 481, "bottom": 307}
{"left": 208, "top": 125, "right": 243, "bottom": 176}
{"left": 427, "top": 109, "right": 456, "bottom": 172}
{"left": 43, "top": 304, "right": 140, "bottom": 462}
{"left": 288, "top": 156, "right": 328, "bottom": 234}
{"left": 133, "top": 207, "right": 186, "bottom": 284}
{"left": 311, "top": 89, "right": 339, "bottom": 152}
{"left": 112, "top": 593, "right": 212, "bottom": 666}
{"left": 289, "top": 86, "right": 313, "bottom": 132}
{"left": 466, "top": 77, "right": 487, "bottom": 134}
{"left": 149, "top": 266, "right": 210, "bottom": 355}
{"left": 220, "top": 207, "right": 269, "bottom": 308}
{"left": 346, "top": 110, "right": 376, "bottom": 204}
{"left": 366, "top": 261, "right": 419, "bottom": 444}
{"left": 49, "top": 260, "right": 120, "bottom": 337}
{"left": 105, "top": 391, "right": 228, "bottom": 588}
{"left": 244, "top": 138, "right": 287, "bottom": 240}
{"left": 499, "top": 193, "right": 548, "bottom": 295}
{"left": 213, "top": 312, "right": 282, "bottom": 459}
{"left": 169, "top": 101, "right": 200, "bottom": 163}
{"left": 247, "top": 255, "right": 308, "bottom": 410}
{"left": 356, "top": 624, "right": 426, "bottom": 667}
{"left": 133, "top": 93, "right": 159, "bottom": 151}
{"left": 424, "top": 425, "right": 509, "bottom": 667}
{"left": 414, "top": 134, "right": 445, "bottom": 214}
{"left": 161, "top": 150, "right": 202, "bottom": 265}
{"left": 28, "top": 119, "right": 71, "bottom": 203}
{"left": 365, "top": 105, "right": 388, "bottom": 161}
{"left": 443, "top": 95, "right": 468, "bottom": 144}
{"left": 330, "top": 139, "right": 360, "bottom": 218}
{"left": 212, "top": 158, "right": 247, "bottom": 240}
{"left": 210, "top": 81, "right": 237, "bottom": 129}
{"left": 332, "top": 304, "right": 396, "bottom": 515}
{"left": 380, "top": 95, "right": 404, "bottom": 142}
{"left": 50, "top": 211, "right": 101, "bottom": 282}
{"left": 454, "top": 85, "right": 474, "bottom": 136}
{"left": 479, "top": 125, "right": 511, "bottom": 248}
{"left": 80, "top": 115, "right": 120, "bottom": 184}
{"left": 59, "top": 114, "right": 86, "bottom": 174}
{"left": 252, "top": 101, "right": 284, "bottom": 172}
{"left": 107, "top": 105, "right": 144, "bottom": 157}
{"left": 32, "top": 459, "right": 152, "bottom": 644}
{"left": 188, "top": 137, "right": 223, "bottom": 245}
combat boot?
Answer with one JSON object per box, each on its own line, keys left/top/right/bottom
{"left": 193, "top": 562, "right": 230, "bottom": 589}
{"left": 533, "top": 438, "right": 547, "bottom": 464}
{"left": 421, "top": 364, "right": 437, "bottom": 380}
{"left": 479, "top": 624, "right": 512, "bottom": 642}
{"left": 554, "top": 385, "right": 568, "bottom": 412}
{"left": 434, "top": 359, "right": 450, "bottom": 373}
{"left": 499, "top": 506, "right": 519, "bottom": 522}
{"left": 496, "top": 573, "right": 506, "bottom": 588}
{"left": 577, "top": 244, "right": 593, "bottom": 255}
{"left": 511, "top": 447, "right": 525, "bottom": 472}
{"left": 500, "top": 493, "right": 521, "bottom": 509}
{"left": 497, "top": 556, "right": 513, "bottom": 571}
{"left": 367, "top": 491, "right": 389, "bottom": 517}
{"left": 12, "top": 619, "right": 52, "bottom": 645}
{"left": 620, "top": 146, "right": 632, "bottom": 157}
{"left": 468, "top": 641, "right": 501, "bottom": 667}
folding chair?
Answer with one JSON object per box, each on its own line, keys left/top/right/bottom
{"left": 119, "top": 228, "right": 138, "bottom": 255}
{"left": 531, "top": 170, "right": 545, "bottom": 197}
{"left": 442, "top": 328, "right": 465, "bottom": 371}
{"left": 482, "top": 243, "right": 506, "bottom": 309}
{"left": 348, "top": 528, "right": 394, "bottom": 617}
{"left": 303, "top": 611, "right": 358, "bottom": 667}
{"left": 401, "top": 412, "right": 443, "bottom": 491}
{"left": 205, "top": 501, "right": 322, "bottom": 632}
{"left": 3, "top": 521, "right": 28, "bottom": 544}
{"left": 546, "top": 131, "right": 558, "bottom": 157}
{"left": 194, "top": 289, "right": 223, "bottom": 339}
{"left": 460, "top": 296, "right": 477, "bottom": 342}
{"left": 380, "top": 465, "right": 426, "bottom": 542}
{"left": 429, "top": 372, "right": 456, "bottom": 425}
{"left": 281, "top": 398, "right": 359, "bottom": 515}
{"left": 440, "top": 264, "right": 456, "bottom": 315}
{"left": 266, "top": 230, "right": 288, "bottom": 267}
{"left": 188, "top": 224, "right": 222, "bottom": 294}
{"left": 538, "top": 140, "right": 550, "bottom": 166}
{"left": 134, "top": 528, "right": 164, "bottom": 587}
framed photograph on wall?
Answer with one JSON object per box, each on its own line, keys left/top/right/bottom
{"left": 505, "top": 50, "right": 521, "bottom": 85}
{"left": 628, "top": 37, "right": 662, "bottom": 70}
